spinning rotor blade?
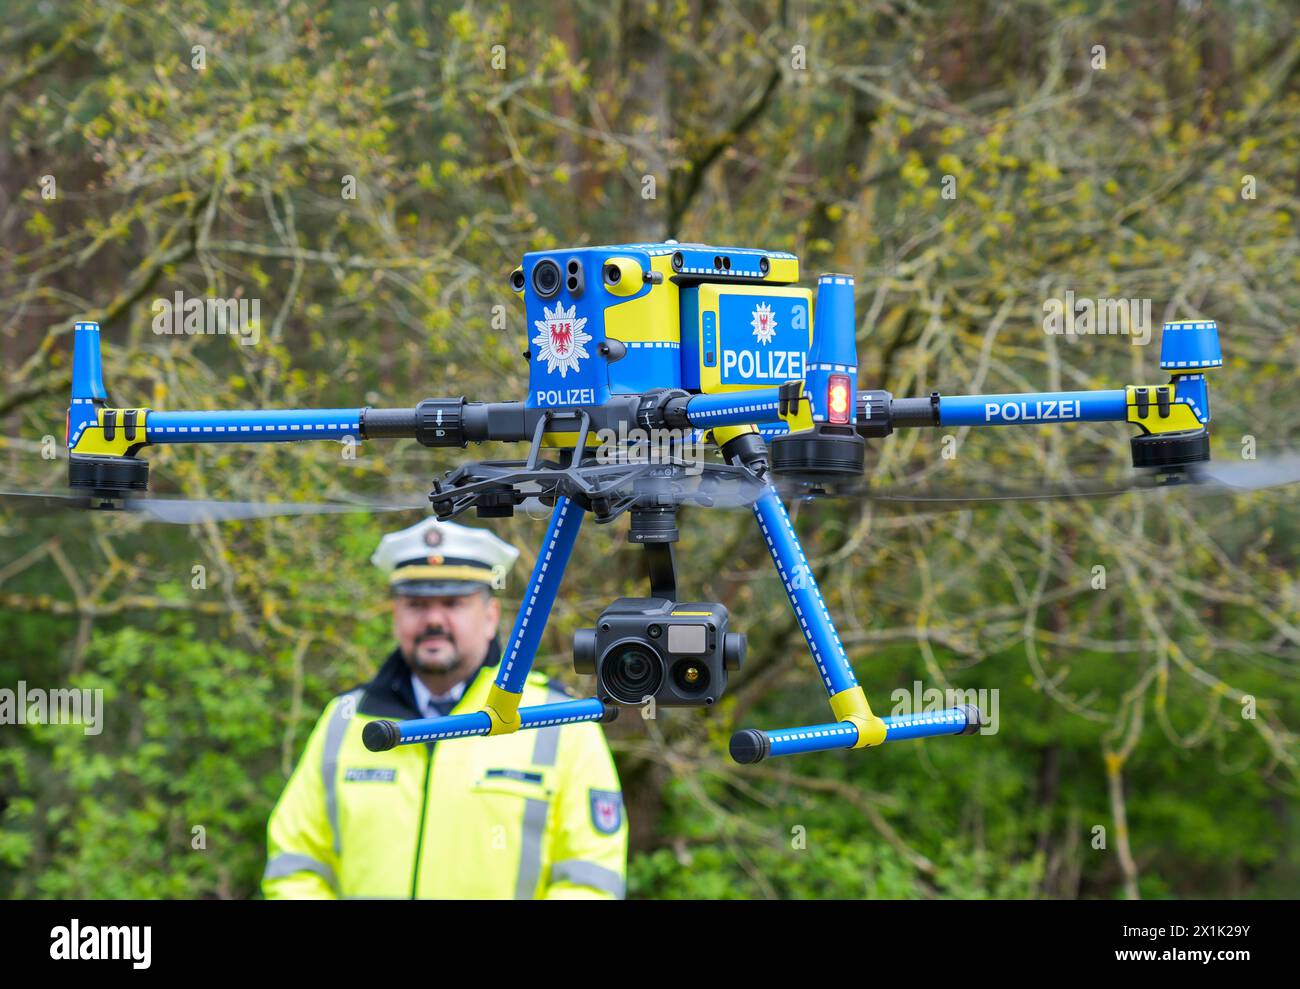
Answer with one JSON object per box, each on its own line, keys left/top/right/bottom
{"left": 0, "top": 489, "right": 429, "bottom": 524}
{"left": 623, "top": 469, "right": 769, "bottom": 509}
{"left": 561, "top": 451, "right": 1300, "bottom": 516}
{"left": 1188, "top": 453, "right": 1300, "bottom": 491}
{"left": 778, "top": 453, "right": 1300, "bottom": 511}
{"left": 131, "top": 495, "right": 430, "bottom": 523}
{"left": 786, "top": 476, "right": 1143, "bottom": 508}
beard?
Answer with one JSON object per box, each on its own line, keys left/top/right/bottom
{"left": 402, "top": 628, "right": 464, "bottom": 675}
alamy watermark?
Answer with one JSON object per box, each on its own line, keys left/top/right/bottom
{"left": 594, "top": 423, "right": 707, "bottom": 476}
{"left": 1043, "top": 291, "right": 1152, "bottom": 346}
{"left": 890, "top": 680, "right": 999, "bottom": 735}
{"left": 50, "top": 919, "right": 150, "bottom": 968}
{"left": 152, "top": 291, "right": 261, "bottom": 346}
{"left": 0, "top": 681, "right": 103, "bottom": 735}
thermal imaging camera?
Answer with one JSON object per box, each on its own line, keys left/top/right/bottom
{"left": 573, "top": 599, "right": 745, "bottom": 707}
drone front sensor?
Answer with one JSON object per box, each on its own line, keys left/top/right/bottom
{"left": 57, "top": 242, "right": 1223, "bottom": 763}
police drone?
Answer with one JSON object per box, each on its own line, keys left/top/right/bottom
{"left": 9, "top": 241, "right": 1296, "bottom": 764}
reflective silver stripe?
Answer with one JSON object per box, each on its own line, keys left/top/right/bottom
{"left": 323, "top": 689, "right": 362, "bottom": 856}
{"left": 264, "top": 852, "right": 339, "bottom": 893}
{"left": 514, "top": 798, "right": 550, "bottom": 899}
{"left": 530, "top": 687, "right": 568, "bottom": 766}
{"left": 550, "top": 859, "right": 626, "bottom": 899}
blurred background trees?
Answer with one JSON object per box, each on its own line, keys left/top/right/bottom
{"left": 1, "top": 0, "right": 1297, "bottom": 899}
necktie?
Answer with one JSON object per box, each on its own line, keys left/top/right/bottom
{"left": 428, "top": 696, "right": 456, "bottom": 719}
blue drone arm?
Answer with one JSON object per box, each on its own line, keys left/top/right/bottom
{"left": 143, "top": 408, "right": 364, "bottom": 442}
{"left": 680, "top": 388, "right": 783, "bottom": 429}
{"left": 935, "top": 389, "right": 1127, "bottom": 426}
{"left": 69, "top": 321, "right": 376, "bottom": 459}
{"left": 65, "top": 321, "right": 538, "bottom": 468}
{"left": 681, "top": 383, "right": 1199, "bottom": 435}
{"left": 927, "top": 321, "right": 1221, "bottom": 436}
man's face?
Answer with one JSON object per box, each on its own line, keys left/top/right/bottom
{"left": 393, "top": 589, "right": 501, "bottom": 680}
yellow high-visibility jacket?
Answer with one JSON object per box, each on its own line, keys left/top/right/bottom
{"left": 263, "top": 642, "right": 627, "bottom": 899}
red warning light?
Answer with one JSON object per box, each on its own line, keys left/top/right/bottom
{"left": 828, "top": 374, "right": 851, "bottom": 424}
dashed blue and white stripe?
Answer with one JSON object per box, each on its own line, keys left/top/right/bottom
{"left": 498, "top": 496, "right": 583, "bottom": 694}
{"left": 148, "top": 409, "right": 362, "bottom": 442}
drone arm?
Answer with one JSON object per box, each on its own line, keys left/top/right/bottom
{"left": 111, "top": 402, "right": 527, "bottom": 448}
{"left": 68, "top": 398, "right": 533, "bottom": 459}
{"left": 143, "top": 408, "right": 364, "bottom": 443}
{"left": 678, "top": 388, "right": 782, "bottom": 430}
{"left": 870, "top": 386, "right": 1209, "bottom": 459}
{"left": 662, "top": 383, "right": 1201, "bottom": 438}
{"left": 873, "top": 318, "right": 1223, "bottom": 439}
{"left": 891, "top": 389, "right": 1131, "bottom": 428}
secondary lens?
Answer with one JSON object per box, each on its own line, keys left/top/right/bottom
{"left": 672, "top": 659, "right": 710, "bottom": 694}
{"left": 603, "top": 641, "right": 664, "bottom": 704}
{"left": 532, "top": 259, "right": 562, "bottom": 299}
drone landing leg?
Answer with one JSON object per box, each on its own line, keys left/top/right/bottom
{"left": 484, "top": 494, "right": 586, "bottom": 731}
{"left": 361, "top": 495, "right": 617, "bottom": 753}
{"left": 728, "top": 486, "right": 983, "bottom": 764}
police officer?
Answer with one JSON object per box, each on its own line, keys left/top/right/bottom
{"left": 263, "top": 517, "right": 627, "bottom": 899}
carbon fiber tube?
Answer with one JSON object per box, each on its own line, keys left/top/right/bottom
{"left": 362, "top": 401, "right": 530, "bottom": 444}
{"left": 362, "top": 399, "right": 469, "bottom": 446}
{"left": 360, "top": 407, "right": 419, "bottom": 438}
{"left": 890, "top": 395, "right": 940, "bottom": 426}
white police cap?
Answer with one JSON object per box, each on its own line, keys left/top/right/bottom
{"left": 371, "top": 517, "right": 520, "bottom": 596}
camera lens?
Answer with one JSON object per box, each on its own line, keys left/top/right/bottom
{"left": 672, "top": 659, "right": 710, "bottom": 694}
{"left": 602, "top": 641, "right": 664, "bottom": 704}
{"left": 509, "top": 268, "right": 526, "bottom": 292}
{"left": 531, "top": 259, "right": 562, "bottom": 299}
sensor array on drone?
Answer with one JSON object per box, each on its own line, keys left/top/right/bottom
{"left": 516, "top": 243, "right": 810, "bottom": 415}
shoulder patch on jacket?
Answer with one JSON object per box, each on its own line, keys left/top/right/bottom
{"left": 589, "top": 788, "right": 623, "bottom": 834}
